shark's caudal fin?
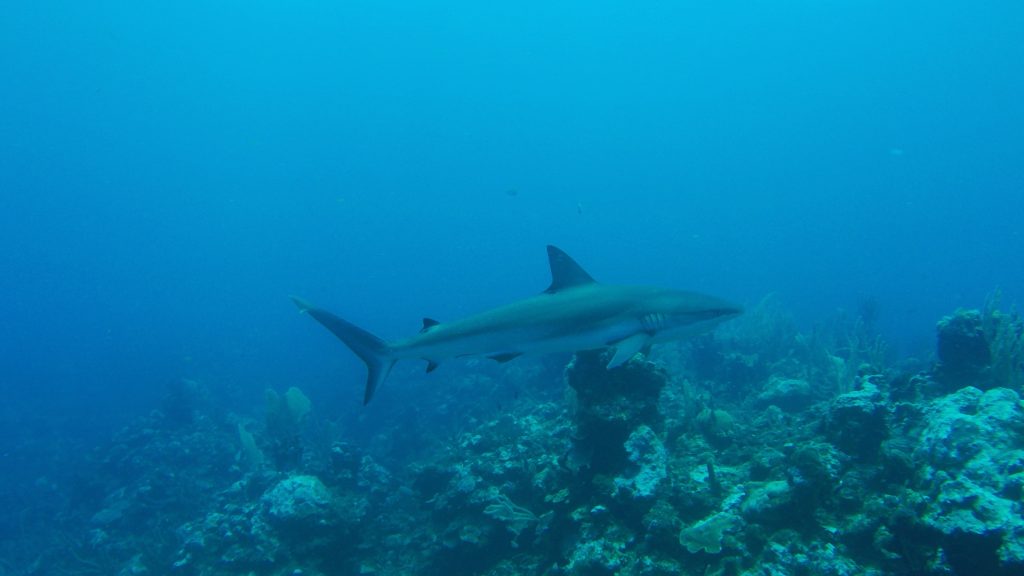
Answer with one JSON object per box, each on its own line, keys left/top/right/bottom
{"left": 291, "top": 297, "right": 394, "bottom": 404}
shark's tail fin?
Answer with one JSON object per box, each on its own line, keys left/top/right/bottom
{"left": 291, "top": 296, "right": 395, "bottom": 404}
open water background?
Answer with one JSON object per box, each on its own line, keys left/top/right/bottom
{"left": 1, "top": 0, "right": 1022, "bottom": 441}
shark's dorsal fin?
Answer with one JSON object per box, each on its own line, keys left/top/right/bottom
{"left": 545, "top": 245, "right": 596, "bottom": 293}
{"left": 420, "top": 318, "right": 440, "bottom": 333}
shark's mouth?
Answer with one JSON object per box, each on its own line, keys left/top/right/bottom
{"left": 692, "top": 308, "right": 743, "bottom": 321}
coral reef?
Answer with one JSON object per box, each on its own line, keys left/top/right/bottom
{"left": 915, "top": 387, "right": 1024, "bottom": 571}
{"left": 9, "top": 298, "right": 1024, "bottom": 576}
{"left": 937, "top": 295, "right": 1024, "bottom": 391}
{"left": 614, "top": 425, "right": 667, "bottom": 499}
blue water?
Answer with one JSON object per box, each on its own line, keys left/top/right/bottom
{"left": 1, "top": 0, "right": 1022, "bottom": 483}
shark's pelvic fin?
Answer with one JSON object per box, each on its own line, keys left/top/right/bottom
{"left": 545, "top": 245, "right": 596, "bottom": 293}
{"left": 290, "top": 297, "right": 394, "bottom": 404}
{"left": 488, "top": 352, "right": 522, "bottom": 363}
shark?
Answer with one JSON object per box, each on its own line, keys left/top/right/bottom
{"left": 293, "top": 245, "right": 741, "bottom": 404}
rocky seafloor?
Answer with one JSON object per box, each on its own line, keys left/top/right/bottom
{"left": 3, "top": 297, "right": 1023, "bottom": 576}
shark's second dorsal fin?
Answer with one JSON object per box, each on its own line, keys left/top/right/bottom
{"left": 420, "top": 318, "right": 440, "bottom": 333}
{"left": 545, "top": 245, "right": 596, "bottom": 293}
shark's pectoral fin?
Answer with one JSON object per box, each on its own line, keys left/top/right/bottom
{"left": 607, "top": 334, "right": 650, "bottom": 369}
{"left": 426, "top": 361, "right": 439, "bottom": 373}
{"left": 488, "top": 352, "right": 522, "bottom": 363}
{"left": 290, "top": 296, "right": 313, "bottom": 313}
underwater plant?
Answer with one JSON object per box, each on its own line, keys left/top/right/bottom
{"left": 264, "top": 386, "right": 313, "bottom": 469}
{"left": 809, "top": 308, "right": 888, "bottom": 395}
{"left": 982, "top": 290, "right": 1024, "bottom": 390}
{"left": 483, "top": 492, "right": 538, "bottom": 537}
{"left": 236, "top": 421, "right": 265, "bottom": 470}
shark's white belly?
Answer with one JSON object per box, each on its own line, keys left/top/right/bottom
{"left": 396, "top": 319, "right": 641, "bottom": 362}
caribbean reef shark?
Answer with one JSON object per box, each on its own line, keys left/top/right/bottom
{"left": 293, "top": 246, "right": 741, "bottom": 404}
